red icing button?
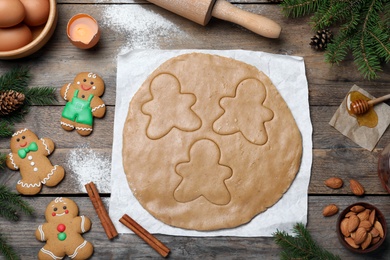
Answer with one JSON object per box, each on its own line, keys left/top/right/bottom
{"left": 57, "top": 224, "right": 66, "bottom": 232}
{"left": 52, "top": 212, "right": 56, "bottom": 216}
{"left": 65, "top": 210, "right": 69, "bottom": 214}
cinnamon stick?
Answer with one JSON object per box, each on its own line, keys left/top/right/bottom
{"left": 85, "top": 182, "right": 118, "bottom": 239}
{"left": 119, "top": 214, "right": 170, "bottom": 258}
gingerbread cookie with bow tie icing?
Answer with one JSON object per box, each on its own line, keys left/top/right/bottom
{"left": 35, "top": 197, "right": 94, "bottom": 260}
{"left": 6, "top": 128, "right": 65, "bottom": 195}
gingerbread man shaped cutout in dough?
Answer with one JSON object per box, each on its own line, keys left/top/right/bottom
{"left": 60, "top": 72, "right": 106, "bottom": 136}
{"left": 6, "top": 128, "right": 65, "bottom": 195}
{"left": 35, "top": 197, "right": 94, "bottom": 260}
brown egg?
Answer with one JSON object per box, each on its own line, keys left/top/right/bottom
{"left": 0, "top": 0, "right": 26, "bottom": 28}
{"left": 0, "top": 24, "right": 33, "bottom": 51}
{"left": 20, "top": 0, "right": 50, "bottom": 27}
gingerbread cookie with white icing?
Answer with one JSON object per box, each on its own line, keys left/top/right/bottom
{"left": 35, "top": 197, "right": 94, "bottom": 260}
{"left": 6, "top": 128, "right": 65, "bottom": 195}
{"left": 60, "top": 72, "right": 106, "bottom": 136}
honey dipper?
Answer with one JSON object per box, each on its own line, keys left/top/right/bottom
{"left": 350, "top": 93, "right": 390, "bottom": 115}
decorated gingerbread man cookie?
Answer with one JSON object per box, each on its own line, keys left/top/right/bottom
{"left": 35, "top": 197, "right": 94, "bottom": 260}
{"left": 60, "top": 72, "right": 106, "bottom": 136}
{"left": 6, "top": 128, "right": 65, "bottom": 195}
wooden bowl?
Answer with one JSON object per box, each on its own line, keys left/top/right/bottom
{"left": 337, "top": 202, "right": 387, "bottom": 253}
{"left": 0, "top": 0, "right": 58, "bottom": 59}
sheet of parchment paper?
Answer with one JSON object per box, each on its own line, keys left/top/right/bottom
{"left": 109, "top": 49, "right": 312, "bottom": 237}
{"left": 329, "top": 85, "right": 390, "bottom": 151}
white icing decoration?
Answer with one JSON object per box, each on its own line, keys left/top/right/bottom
{"left": 69, "top": 240, "right": 87, "bottom": 259}
{"left": 80, "top": 216, "right": 86, "bottom": 233}
{"left": 88, "top": 72, "right": 97, "bottom": 79}
{"left": 75, "top": 127, "right": 92, "bottom": 131}
{"left": 33, "top": 167, "right": 38, "bottom": 172}
{"left": 40, "top": 248, "right": 62, "bottom": 259}
{"left": 38, "top": 225, "right": 45, "bottom": 241}
{"left": 41, "top": 165, "right": 58, "bottom": 184}
{"left": 91, "top": 104, "right": 105, "bottom": 113}
{"left": 41, "top": 138, "right": 51, "bottom": 155}
{"left": 31, "top": 162, "right": 35, "bottom": 166}
{"left": 8, "top": 153, "right": 18, "bottom": 170}
{"left": 61, "top": 121, "right": 75, "bottom": 129}
{"left": 17, "top": 180, "right": 41, "bottom": 188}
{"left": 64, "top": 83, "right": 71, "bottom": 101}
{"left": 54, "top": 197, "right": 63, "bottom": 203}
{"left": 12, "top": 128, "right": 28, "bottom": 137}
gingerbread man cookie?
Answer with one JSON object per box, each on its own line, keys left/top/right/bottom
{"left": 60, "top": 72, "right": 106, "bottom": 136}
{"left": 35, "top": 197, "right": 94, "bottom": 260}
{"left": 6, "top": 129, "right": 65, "bottom": 195}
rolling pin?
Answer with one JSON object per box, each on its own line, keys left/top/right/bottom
{"left": 147, "top": 0, "right": 282, "bottom": 39}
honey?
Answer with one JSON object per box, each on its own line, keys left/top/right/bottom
{"left": 346, "top": 91, "right": 378, "bottom": 128}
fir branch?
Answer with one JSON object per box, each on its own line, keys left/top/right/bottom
{"left": 24, "top": 87, "right": 57, "bottom": 106}
{"left": 0, "top": 233, "right": 19, "bottom": 260}
{"left": 0, "top": 106, "right": 29, "bottom": 126}
{"left": 282, "top": 0, "right": 390, "bottom": 79}
{"left": 273, "top": 223, "right": 341, "bottom": 260}
{"left": 281, "top": 0, "right": 321, "bottom": 18}
{"left": 0, "top": 67, "right": 31, "bottom": 92}
{"left": 0, "top": 185, "right": 34, "bottom": 221}
{"left": 0, "top": 120, "right": 14, "bottom": 138}
{"left": 0, "top": 153, "right": 6, "bottom": 169}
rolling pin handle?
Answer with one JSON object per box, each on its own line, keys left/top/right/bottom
{"left": 211, "top": 0, "right": 281, "bottom": 39}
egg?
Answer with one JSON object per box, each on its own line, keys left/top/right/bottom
{"left": 20, "top": 0, "right": 50, "bottom": 27}
{"left": 0, "top": 0, "right": 25, "bottom": 28}
{"left": 0, "top": 23, "right": 33, "bottom": 51}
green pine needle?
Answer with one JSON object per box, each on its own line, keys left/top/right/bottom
{"left": 24, "top": 87, "right": 57, "bottom": 106}
{"left": 273, "top": 223, "right": 341, "bottom": 260}
{"left": 0, "top": 185, "right": 34, "bottom": 221}
{"left": 281, "top": 0, "right": 390, "bottom": 80}
{"left": 0, "top": 67, "right": 31, "bottom": 92}
{"left": 0, "top": 233, "right": 19, "bottom": 260}
{"left": 0, "top": 121, "right": 14, "bottom": 138}
{"left": 0, "top": 153, "right": 6, "bottom": 169}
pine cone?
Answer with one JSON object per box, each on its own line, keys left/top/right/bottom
{"left": 310, "top": 29, "right": 333, "bottom": 51}
{"left": 0, "top": 90, "right": 25, "bottom": 116}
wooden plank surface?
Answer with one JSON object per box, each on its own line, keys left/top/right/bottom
{"left": 0, "top": 1, "right": 389, "bottom": 259}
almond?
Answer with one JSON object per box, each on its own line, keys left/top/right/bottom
{"left": 374, "top": 221, "right": 384, "bottom": 238}
{"left": 361, "top": 233, "right": 372, "bottom": 250}
{"left": 345, "top": 237, "right": 359, "bottom": 249}
{"left": 350, "top": 205, "right": 365, "bottom": 213}
{"left": 370, "top": 227, "right": 380, "bottom": 238}
{"left": 322, "top": 204, "right": 339, "bottom": 217}
{"left": 357, "top": 209, "right": 370, "bottom": 221}
{"left": 340, "top": 218, "right": 350, "bottom": 237}
{"left": 345, "top": 211, "right": 356, "bottom": 218}
{"left": 359, "top": 220, "right": 372, "bottom": 231}
{"left": 324, "top": 177, "right": 343, "bottom": 189}
{"left": 349, "top": 179, "right": 365, "bottom": 196}
{"left": 354, "top": 227, "right": 368, "bottom": 245}
{"left": 369, "top": 209, "right": 376, "bottom": 225}
{"left": 348, "top": 214, "right": 360, "bottom": 232}
{"left": 371, "top": 236, "right": 381, "bottom": 245}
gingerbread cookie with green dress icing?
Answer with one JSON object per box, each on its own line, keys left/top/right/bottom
{"left": 6, "top": 128, "right": 65, "bottom": 195}
{"left": 60, "top": 72, "right": 106, "bottom": 136}
{"left": 35, "top": 197, "right": 94, "bottom": 260}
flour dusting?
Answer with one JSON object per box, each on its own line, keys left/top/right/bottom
{"left": 67, "top": 145, "right": 112, "bottom": 192}
{"left": 101, "top": 5, "right": 183, "bottom": 52}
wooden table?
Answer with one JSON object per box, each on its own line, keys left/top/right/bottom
{"left": 1, "top": 1, "right": 389, "bottom": 259}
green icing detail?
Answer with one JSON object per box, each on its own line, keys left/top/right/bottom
{"left": 58, "top": 232, "right": 67, "bottom": 241}
{"left": 61, "top": 89, "right": 94, "bottom": 126}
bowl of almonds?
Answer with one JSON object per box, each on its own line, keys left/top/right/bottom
{"left": 337, "top": 202, "right": 386, "bottom": 253}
